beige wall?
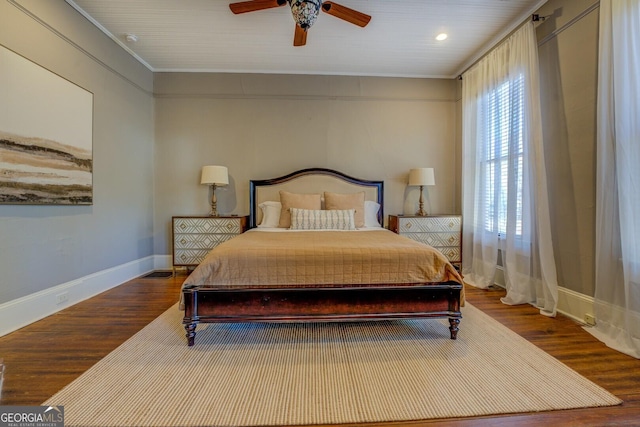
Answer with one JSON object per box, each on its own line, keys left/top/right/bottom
{"left": 153, "top": 73, "right": 460, "bottom": 254}
{"left": 536, "top": 0, "right": 599, "bottom": 296}
{"left": 0, "top": 0, "right": 155, "bottom": 304}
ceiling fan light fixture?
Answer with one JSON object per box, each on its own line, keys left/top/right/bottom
{"left": 228, "top": 0, "right": 370, "bottom": 47}
{"left": 288, "top": 0, "right": 322, "bottom": 29}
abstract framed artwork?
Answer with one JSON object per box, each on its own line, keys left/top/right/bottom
{"left": 0, "top": 45, "right": 93, "bottom": 205}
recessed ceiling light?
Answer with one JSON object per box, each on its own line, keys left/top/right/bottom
{"left": 125, "top": 33, "right": 139, "bottom": 43}
{"left": 436, "top": 33, "right": 448, "bottom": 41}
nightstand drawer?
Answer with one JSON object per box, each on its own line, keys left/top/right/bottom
{"left": 402, "top": 232, "right": 461, "bottom": 248}
{"left": 396, "top": 216, "right": 461, "bottom": 233}
{"left": 174, "top": 249, "right": 214, "bottom": 265}
{"left": 173, "top": 233, "right": 238, "bottom": 250}
{"left": 438, "top": 247, "right": 461, "bottom": 263}
{"left": 173, "top": 217, "right": 243, "bottom": 234}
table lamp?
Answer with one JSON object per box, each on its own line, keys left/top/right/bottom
{"left": 408, "top": 168, "right": 435, "bottom": 216}
{"left": 200, "top": 165, "right": 229, "bottom": 216}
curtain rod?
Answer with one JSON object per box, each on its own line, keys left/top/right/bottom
{"left": 458, "top": 1, "right": 599, "bottom": 80}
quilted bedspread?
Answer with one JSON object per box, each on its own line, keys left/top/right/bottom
{"left": 182, "top": 229, "right": 464, "bottom": 293}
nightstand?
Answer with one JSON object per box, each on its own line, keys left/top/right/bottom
{"left": 389, "top": 214, "right": 462, "bottom": 269}
{"left": 172, "top": 215, "right": 248, "bottom": 273}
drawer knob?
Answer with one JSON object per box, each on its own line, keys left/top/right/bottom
{"left": 180, "top": 254, "right": 187, "bottom": 260}
{"left": 405, "top": 223, "right": 412, "bottom": 229}
{"left": 449, "top": 222, "right": 454, "bottom": 228}
{"left": 180, "top": 223, "right": 186, "bottom": 229}
{"left": 449, "top": 236, "right": 455, "bottom": 243}
{"left": 180, "top": 238, "right": 187, "bottom": 244}
{"left": 227, "top": 223, "right": 234, "bottom": 230}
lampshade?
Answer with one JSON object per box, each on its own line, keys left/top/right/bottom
{"left": 408, "top": 168, "right": 435, "bottom": 186}
{"left": 200, "top": 166, "right": 229, "bottom": 186}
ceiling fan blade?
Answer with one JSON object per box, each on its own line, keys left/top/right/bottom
{"left": 321, "top": 1, "right": 371, "bottom": 27}
{"left": 229, "top": 0, "right": 285, "bottom": 14}
{"left": 293, "top": 24, "right": 307, "bottom": 46}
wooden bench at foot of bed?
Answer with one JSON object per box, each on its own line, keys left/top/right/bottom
{"left": 182, "top": 282, "right": 463, "bottom": 346}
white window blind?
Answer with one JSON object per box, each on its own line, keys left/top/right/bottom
{"left": 481, "top": 74, "right": 524, "bottom": 236}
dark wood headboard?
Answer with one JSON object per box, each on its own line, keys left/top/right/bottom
{"left": 249, "top": 168, "right": 384, "bottom": 229}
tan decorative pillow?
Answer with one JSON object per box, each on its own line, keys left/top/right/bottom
{"left": 278, "top": 191, "right": 322, "bottom": 228}
{"left": 324, "top": 191, "right": 366, "bottom": 228}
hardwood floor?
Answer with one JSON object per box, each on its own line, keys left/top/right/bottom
{"left": 1, "top": 275, "right": 639, "bottom": 426}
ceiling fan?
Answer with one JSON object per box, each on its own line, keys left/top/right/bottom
{"left": 229, "top": 0, "right": 371, "bottom": 47}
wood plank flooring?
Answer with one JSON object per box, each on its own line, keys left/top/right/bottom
{"left": 0, "top": 275, "right": 639, "bottom": 426}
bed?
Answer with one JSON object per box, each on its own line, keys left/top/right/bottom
{"left": 181, "top": 168, "right": 463, "bottom": 346}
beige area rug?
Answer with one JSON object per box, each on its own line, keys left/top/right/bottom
{"left": 45, "top": 303, "right": 621, "bottom": 427}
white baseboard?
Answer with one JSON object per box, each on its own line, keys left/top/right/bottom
{"left": 0, "top": 256, "right": 159, "bottom": 338}
{"left": 154, "top": 254, "right": 172, "bottom": 270}
{"left": 493, "top": 267, "right": 593, "bottom": 324}
{"left": 557, "top": 286, "right": 594, "bottom": 325}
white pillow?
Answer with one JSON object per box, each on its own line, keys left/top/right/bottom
{"left": 289, "top": 208, "right": 356, "bottom": 230}
{"left": 364, "top": 200, "right": 382, "bottom": 228}
{"left": 258, "top": 201, "right": 281, "bottom": 228}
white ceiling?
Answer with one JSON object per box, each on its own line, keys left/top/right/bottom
{"left": 65, "top": 0, "right": 546, "bottom": 78}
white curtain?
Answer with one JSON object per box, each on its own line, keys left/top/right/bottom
{"left": 461, "top": 22, "right": 558, "bottom": 317}
{"left": 589, "top": 0, "right": 640, "bottom": 359}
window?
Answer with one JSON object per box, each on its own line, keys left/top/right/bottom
{"left": 481, "top": 74, "right": 524, "bottom": 236}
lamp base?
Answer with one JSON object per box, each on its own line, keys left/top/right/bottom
{"left": 209, "top": 184, "right": 219, "bottom": 217}
{"left": 415, "top": 185, "right": 428, "bottom": 216}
